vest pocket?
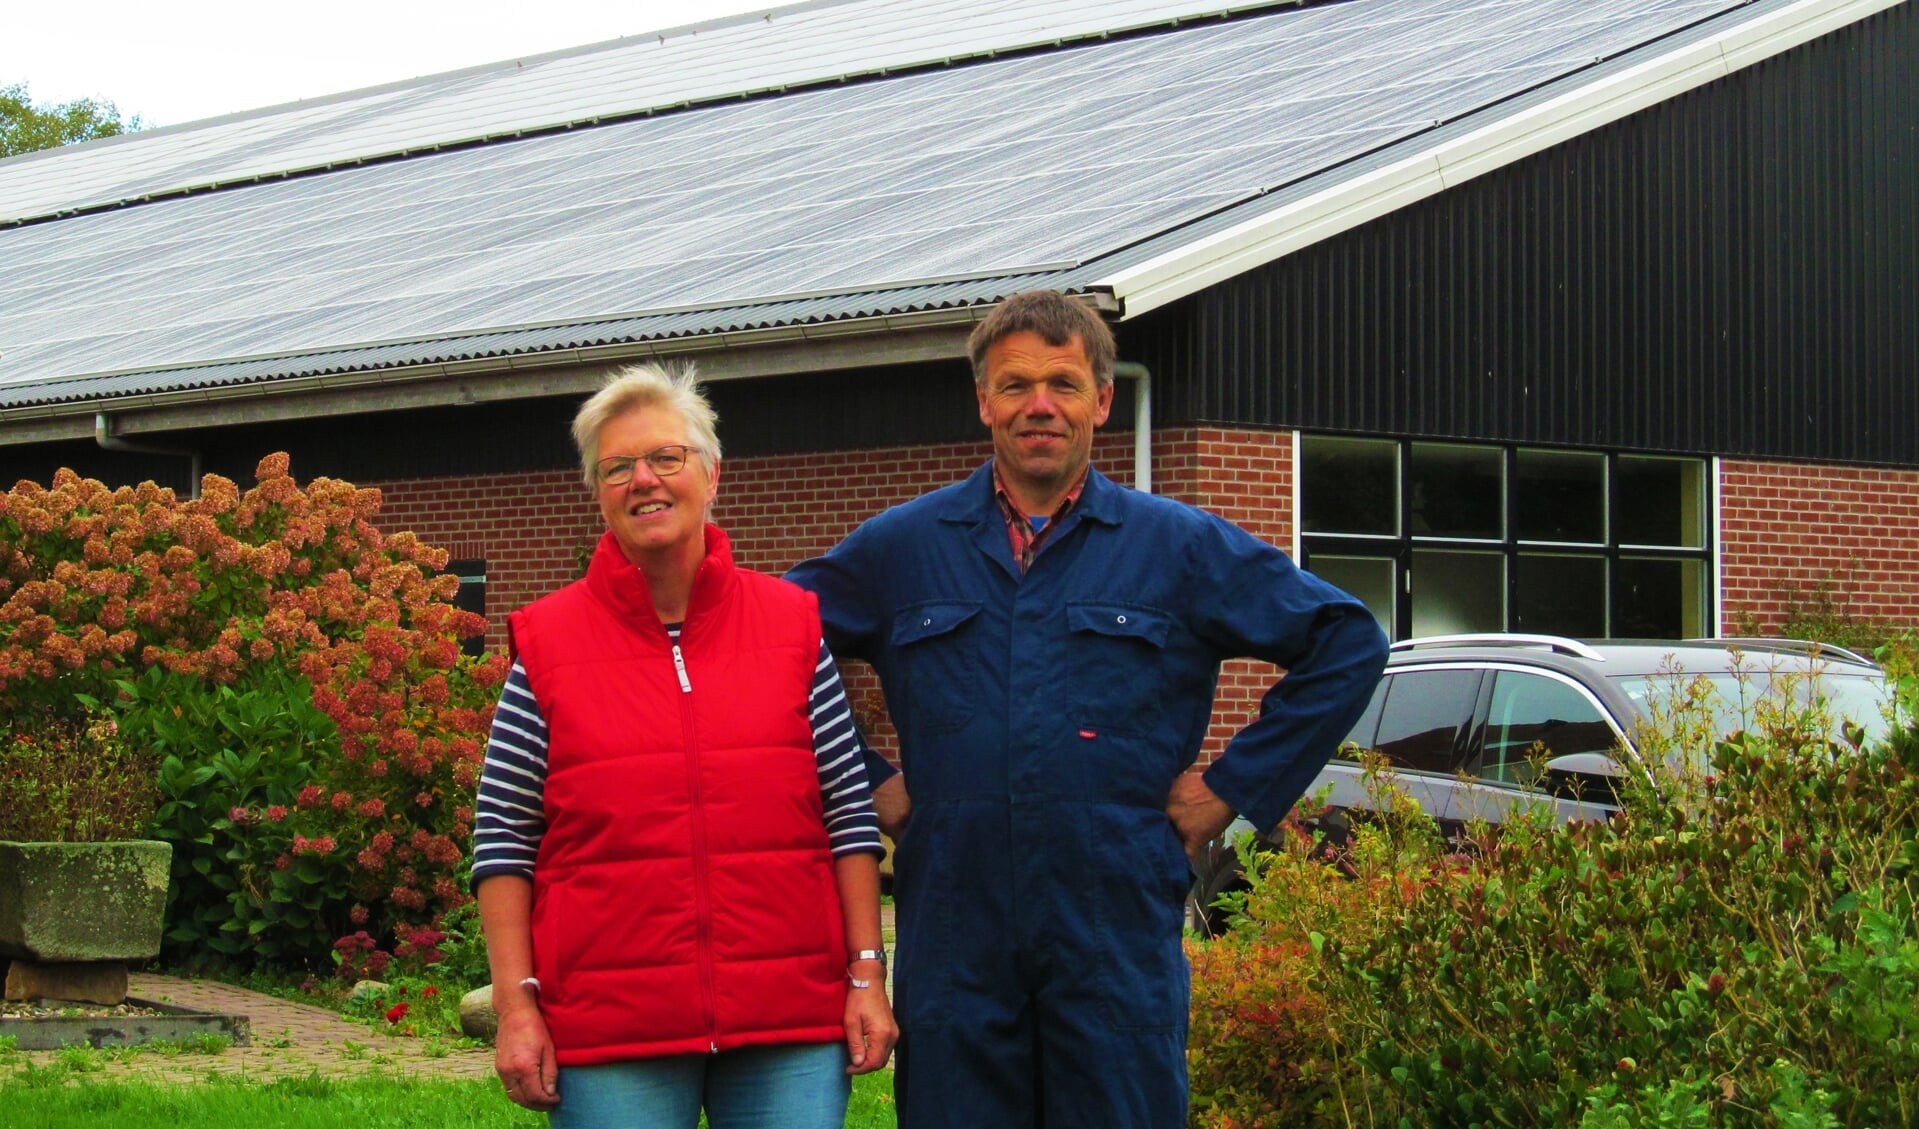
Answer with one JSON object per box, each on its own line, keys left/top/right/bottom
{"left": 891, "top": 601, "right": 984, "bottom": 733}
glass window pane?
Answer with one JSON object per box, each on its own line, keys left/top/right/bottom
{"left": 1516, "top": 450, "right": 1605, "bottom": 543}
{"left": 1409, "top": 443, "right": 1503, "bottom": 539}
{"left": 1616, "top": 457, "right": 1706, "bottom": 547}
{"left": 1307, "top": 554, "right": 1395, "bottom": 641}
{"left": 1613, "top": 557, "right": 1707, "bottom": 638}
{"left": 1514, "top": 554, "right": 1605, "bottom": 638}
{"left": 1334, "top": 678, "right": 1390, "bottom": 759}
{"left": 1372, "top": 669, "right": 1481, "bottom": 775}
{"left": 1613, "top": 671, "right": 1892, "bottom": 748}
{"left": 1301, "top": 436, "right": 1398, "bottom": 536}
{"left": 1482, "top": 672, "right": 1618, "bottom": 784}
{"left": 1411, "top": 549, "right": 1505, "bottom": 637}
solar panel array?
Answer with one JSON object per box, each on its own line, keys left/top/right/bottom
{"left": 0, "top": 0, "right": 1307, "bottom": 226}
{"left": 0, "top": 0, "right": 1749, "bottom": 408}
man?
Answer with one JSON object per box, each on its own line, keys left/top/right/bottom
{"left": 786, "top": 290, "right": 1388, "bottom": 1127}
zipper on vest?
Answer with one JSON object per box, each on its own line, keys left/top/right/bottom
{"left": 680, "top": 657, "right": 718, "bottom": 1048}
{"left": 672, "top": 643, "right": 692, "bottom": 692}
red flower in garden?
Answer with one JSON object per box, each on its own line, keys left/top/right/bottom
{"left": 421, "top": 986, "right": 439, "bottom": 999}
{"left": 384, "top": 1002, "right": 410, "bottom": 1024}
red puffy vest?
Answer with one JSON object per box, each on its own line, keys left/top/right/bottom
{"left": 508, "top": 526, "right": 846, "bottom": 1065}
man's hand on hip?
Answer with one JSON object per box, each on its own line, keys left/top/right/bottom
{"left": 1166, "top": 771, "right": 1236, "bottom": 867}
{"left": 871, "top": 773, "right": 912, "bottom": 841}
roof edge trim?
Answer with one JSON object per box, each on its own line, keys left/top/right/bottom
{"left": 0, "top": 302, "right": 1012, "bottom": 437}
{"left": 1098, "top": 0, "right": 1900, "bottom": 319}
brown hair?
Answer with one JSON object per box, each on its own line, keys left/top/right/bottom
{"left": 966, "top": 290, "right": 1117, "bottom": 388}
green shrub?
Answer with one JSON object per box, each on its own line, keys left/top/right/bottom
{"left": 1732, "top": 575, "right": 1903, "bottom": 655}
{"left": 1189, "top": 663, "right": 1919, "bottom": 1126}
{"left": 116, "top": 664, "right": 346, "bottom": 962}
{"left": 0, "top": 709, "right": 158, "bottom": 841}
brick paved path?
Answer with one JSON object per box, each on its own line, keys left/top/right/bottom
{"left": 6, "top": 973, "right": 495, "bottom": 1085}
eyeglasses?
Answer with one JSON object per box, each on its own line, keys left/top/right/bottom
{"left": 597, "top": 445, "right": 700, "bottom": 485}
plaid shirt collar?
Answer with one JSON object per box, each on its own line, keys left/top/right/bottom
{"left": 993, "top": 461, "right": 1088, "bottom": 573}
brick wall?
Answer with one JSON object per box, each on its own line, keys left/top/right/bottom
{"left": 1156, "top": 428, "right": 1296, "bottom": 762}
{"left": 369, "top": 426, "right": 1303, "bottom": 768}
{"left": 369, "top": 468, "right": 602, "bottom": 652}
{"left": 1720, "top": 459, "right": 1919, "bottom": 634}
{"left": 370, "top": 446, "right": 1919, "bottom": 775}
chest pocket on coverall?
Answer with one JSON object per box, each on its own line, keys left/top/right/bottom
{"left": 891, "top": 601, "right": 984, "bottom": 733}
{"left": 1066, "top": 602, "right": 1172, "bottom": 737}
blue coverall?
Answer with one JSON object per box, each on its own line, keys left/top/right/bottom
{"left": 787, "top": 462, "right": 1388, "bottom": 1127}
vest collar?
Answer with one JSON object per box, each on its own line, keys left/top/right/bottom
{"left": 583, "top": 524, "right": 737, "bottom": 627}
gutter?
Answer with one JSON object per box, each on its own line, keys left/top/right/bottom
{"left": 96, "top": 413, "right": 202, "bottom": 499}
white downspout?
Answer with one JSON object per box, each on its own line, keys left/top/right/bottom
{"left": 96, "top": 413, "right": 203, "bottom": 500}
{"left": 1113, "top": 361, "right": 1152, "bottom": 493}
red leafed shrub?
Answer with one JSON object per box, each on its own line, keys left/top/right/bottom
{"left": 1186, "top": 934, "right": 1337, "bottom": 1127}
{"left": 0, "top": 456, "right": 508, "bottom": 967}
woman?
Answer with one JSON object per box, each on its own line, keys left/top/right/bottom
{"left": 472, "top": 362, "right": 896, "bottom": 1127}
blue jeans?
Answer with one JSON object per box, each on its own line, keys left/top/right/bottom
{"left": 548, "top": 1041, "right": 850, "bottom": 1129}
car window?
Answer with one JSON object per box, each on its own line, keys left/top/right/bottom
{"left": 1337, "top": 677, "right": 1389, "bottom": 755}
{"left": 1612, "top": 670, "right": 1892, "bottom": 747}
{"left": 1481, "top": 671, "right": 1620, "bottom": 786}
{"left": 1371, "top": 668, "right": 1480, "bottom": 775}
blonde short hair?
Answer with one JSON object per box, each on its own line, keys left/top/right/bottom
{"left": 571, "top": 362, "right": 721, "bottom": 492}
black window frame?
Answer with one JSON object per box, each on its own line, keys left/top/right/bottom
{"left": 1299, "top": 437, "right": 1712, "bottom": 641}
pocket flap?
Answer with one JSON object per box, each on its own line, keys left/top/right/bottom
{"left": 893, "top": 601, "right": 984, "bottom": 646}
{"left": 1066, "top": 603, "right": 1171, "bottom": 647}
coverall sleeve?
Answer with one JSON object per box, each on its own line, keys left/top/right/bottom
{"left": 787, "top": 524, "right": 898, "bottom": 789}
{"left": 1187, "top": 517, "right": 1389, "bottom": 832}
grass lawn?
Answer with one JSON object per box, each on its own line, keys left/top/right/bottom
{"left": 0, "top": 1068, "right": 899, "bottom": 1128}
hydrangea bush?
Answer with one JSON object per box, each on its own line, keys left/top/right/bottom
{"left": 0, "top": 456, "right": 508, "bottom": 967}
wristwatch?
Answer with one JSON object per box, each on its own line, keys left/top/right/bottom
{"left": 847, "top": 948, "right": 887, "bottom": 989}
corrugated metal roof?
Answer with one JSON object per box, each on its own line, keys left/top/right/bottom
{"left": 0, "top": 273, "right": 1062, "bottom": 411}
{"left": 0, "top": 0, "right": 1303, "bottom": 225}
{"left": 0, "top": 0, "right": 1793, "bottom": 414}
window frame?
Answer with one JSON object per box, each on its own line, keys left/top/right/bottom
{"left": 1299, "top": 437, "right": 1711, "bottom": 641}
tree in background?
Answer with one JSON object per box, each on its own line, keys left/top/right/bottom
{"left": 1, "top": 81, "right": 142, "bottom": 157}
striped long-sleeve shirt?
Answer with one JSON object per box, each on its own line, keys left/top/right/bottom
{"left": 471, "top": 629, "right": 883, "bottom": 885}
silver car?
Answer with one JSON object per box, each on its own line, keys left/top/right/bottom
{"left": 1188, "top": 634, "right": 1893, "bottom": 932}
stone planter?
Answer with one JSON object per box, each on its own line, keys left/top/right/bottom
{"left": 0, "top": 840, "right": 172, "bottom": 1004}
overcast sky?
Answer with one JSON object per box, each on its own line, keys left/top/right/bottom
{"left": 4, "top": 0, "right": 779, "bottom": 128}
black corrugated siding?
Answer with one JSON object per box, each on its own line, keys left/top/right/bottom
{"left": 1135, "top": 2, "right": 1918, "bottom": 464}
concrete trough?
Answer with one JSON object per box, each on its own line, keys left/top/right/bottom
{"left": 0, "top": 997, "right": 250, "bottom": 1051}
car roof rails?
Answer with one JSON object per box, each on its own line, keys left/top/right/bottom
{"left": 1685, "top": 637, "right": 1877, "bottom": 667}
{"left": 1390, "top": 633, "right": 1608, "bottom": 662}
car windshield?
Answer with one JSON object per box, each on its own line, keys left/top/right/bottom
{"left": 1610, "top": 669, "right": 1893, "bottom": 748}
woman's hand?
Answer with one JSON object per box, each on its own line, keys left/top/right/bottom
{"left": 843, "top": 971, "right": 899, "bottom": 1075}
{"left": 495, "top": 1004, "right": 562, "bottom": 1111}
{"left": 477, "top": 876, "right": 560, "bottom": 1111}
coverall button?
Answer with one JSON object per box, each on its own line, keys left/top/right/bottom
{"left": 923, "top": 618, "right": 933, "bottom": 626}
{"left": 1117, "top": 615, "right": 1127, "bottom": 624}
